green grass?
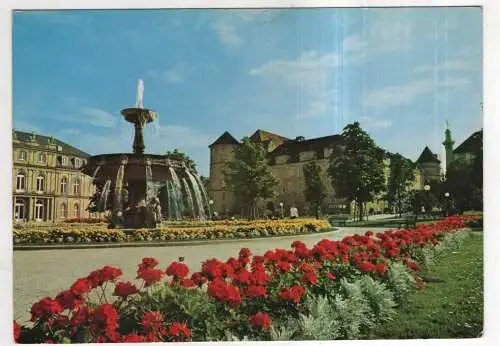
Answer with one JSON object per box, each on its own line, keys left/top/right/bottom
{"left": 373, "top": 232, "right": 483, "bottom": 339}
{"left": 346, "top": 217, "right": 438, "bottom": 228}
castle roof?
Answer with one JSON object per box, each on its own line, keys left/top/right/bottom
{"left": 416, "top": 146, "right": 440, "bottom": 164}
{"left": 209, "top": 131, "right": 240, "bottom": 147}
{"left": 269, "top": 134, "right": 344, "bottom": 157}
{"left": 13, "top": 130, "right": 90, "bottom": 157}
{"left": 454, "top": 129, "right": 482, "bottom": 154}
{"left": 249, "top": 129, "right": 289, "bottom": 143}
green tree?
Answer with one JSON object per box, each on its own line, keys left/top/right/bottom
{"left": 165, "top": 149, "right": 197, "bottom": 174}
{"left": 328, "top": 122, "right": 386, "bottom": 221}
{"left": 225, "top": 137, "right": 278, "bottom": 219}
{"left": 386, "top": 153, "right": 415, "bottom": 217}
{"left": 303, "top": 161, "right": 326, "bottom": 219}
{"left": 444, "top": 158, "right": 482, "bottom": 212}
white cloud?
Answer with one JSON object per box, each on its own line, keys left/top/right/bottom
{"left": 148, "top": 63, "right": 192, "bottom": 84}
{"left": 78, "top": 107, "right": 118, "bottom": 128}
{"left": 359, "top": 116, "right": 393, "bottom": 129}
{"left": 212, "top": 18, "right": 240, "bottom": 46}
{"left": 364, "top": 77, "right": 471, "bottom": 111}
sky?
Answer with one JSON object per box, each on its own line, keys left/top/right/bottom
{"left": 12, "top": 7, "right": 483, "bottom": 176}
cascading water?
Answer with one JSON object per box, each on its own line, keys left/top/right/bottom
{"left": 145, "top": 163, "right": 154, "bottom": 202}
{"left": 182, "top": 177, "right": 196, "bottom": 218}
{"left": 113, "top": 164, "right": 125, "bottom": 213}
{"left": 193, "top": 173, "right": 212, "bottom": 218}
{"left": 91, "top": 166, "right": 101, "bottom": 182}
{"left": 99, "top": 180, "right": 111, "bottom": 211}
{"left": 167, "top": 166, "right": 183, "bottom": 219}
{"left": 185, "top": 169, "right": 206, "bottom": 220}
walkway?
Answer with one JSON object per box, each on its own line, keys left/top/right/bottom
{"left": 13, "top": 227, "right": 387, "bottom": 322}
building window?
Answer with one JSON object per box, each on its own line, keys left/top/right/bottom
{"left": 35, "top": 200, "right": 44, "bottom": 221}
{"left": 18, "top": 151, "right": 27, "bottom": 161}
{"left": 60, "top": 203, "right": 68, "bottom": 219}
{"left": 75, "top": 158, "right": 81, "bottom": 168}
{"left": 16, "top": 172, "right": 26, "bottom": 190}
{"left": 74, "top": 203, "right": 80, "bottom": 218}
{"left": 36, "top": 175, "right": 44, "bottom": 192}
{"left": 60, "top": 177, "right": 67, "bottom": 194}
{"left": 73, "top": 179, "right": 80, "bottom": 195}
{"left": 14, "top": 199, "right": 26, "bottom": 221}
{"left": 222, "top": 191, "right": 226, "bottom": 201}
{"left": 39, "top": 153, "right": 46, "bottom": 164}
{"left": 61, "top": 156, "right": 68, "bottom": 165}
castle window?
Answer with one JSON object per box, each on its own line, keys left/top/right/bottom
{"left": 16, "top": 172, "right": 26, "bottom": 190}
{"left": 73, "top": 179, "right": 81, "bottom": 195}
{"left": 60, "top": 203, "right": 68, "bottom": 219}
{"left": 35, "top": 200, "right": 44, "bottom": 221}
{"left": 39, "top": 153, "right": 46, "bottom": 164}
{"left": 60, "top": 177, "right": 68, "bottom": 194}
{"left": 18, "top": 151, "right": 27, "bottom": 161}
{"left": 75, "top": 158, "right": 81, "bottom": 168}
{"left": 61, "top": 156, "right": 68, "bottom": 165}
{"left": 74, "top": 203, "right": 80, "bottom": 218}
{"left": 36, "top": 175, "right": 44, "bottom": 192}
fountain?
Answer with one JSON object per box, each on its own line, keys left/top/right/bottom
{"left": 82, "top": 80, "right": 211, "bottom": 228}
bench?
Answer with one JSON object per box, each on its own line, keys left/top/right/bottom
{"left": 329, "top": 215, "right": 350, "bottom": 226}
{"left": 396, "top": 215, "right": 417, "bottom": 229}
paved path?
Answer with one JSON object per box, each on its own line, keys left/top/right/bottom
{"left": 13, "top": 227, "right": 386, "bottom": 322}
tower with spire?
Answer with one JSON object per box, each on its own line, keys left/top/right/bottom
{"left": 443, "top": 121, "right": 455, "bottom": 173}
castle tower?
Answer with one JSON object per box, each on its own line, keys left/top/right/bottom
{"left": 208, "top": 131, "right": 240, "bottom": 215}
{"left": 443, "top": 121, "right": 455, "bottom": 173}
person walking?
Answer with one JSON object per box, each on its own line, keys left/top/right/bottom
{"left": 290, "top": 205, "right": 299, "bottom": 219}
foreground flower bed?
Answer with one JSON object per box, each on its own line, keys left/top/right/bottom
{"left": 13, "top": 219, "right": 331, "bottom": 245}
{"left": 14, "top": 215, "right": 476, "bottom": 343}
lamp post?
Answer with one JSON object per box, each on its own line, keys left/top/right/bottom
{"left": 422, "top": 184, "right": 430, "bottom": 217}
{"left": 209, "top": 199, "right": 214, "bottom": 219}
{"left": 444, "top": 192, "right": 450, "bottom": 216}
{"left": 279, "top": 202, "right": 284, "bottom": 219}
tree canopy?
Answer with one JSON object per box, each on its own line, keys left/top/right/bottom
{"left": 165, "top": 149, "right": 197, "bottom": 174}
{"left": 328, "top": 122, "right": 386, "bottom": 221}
{"left": 386, "top": 153, "right": 415, "bottom": 216}
{"left": 303, "top": 161, "right": 326, "bottom": 218}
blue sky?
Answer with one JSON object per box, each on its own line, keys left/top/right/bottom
{"left": 13, "top": 8, "right": 482, "bottom": 176}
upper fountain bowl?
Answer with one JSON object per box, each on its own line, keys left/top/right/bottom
{"left": 121, "top": 107, "right": 157, "bottom": 124}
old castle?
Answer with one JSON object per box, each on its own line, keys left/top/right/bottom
{"left": 208, "top": 127, "right": 482, "bottom": 216}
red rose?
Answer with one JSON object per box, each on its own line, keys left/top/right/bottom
{"left": 207, "top": 279, "right": 243, "bottom": 306}
{"left": 249, "top": 312, "right": 272, "bottom": 330}
{"left": 142, "top": 311, "right": 163, "bottom": 332}
{"left": 301, "top": 271, "right": 318, "bottom": 285}
{"left": 168, "top": 322, "right": 192, "bottom": 339}
{"left": 70, "top": 278, "right": 91, "bottom": 296}
{"left": 181, "top": 278, "right": 196, "bottom": 288}
{"left": 114, "top": 281, "right": 139, "bottom": 298}
{"left": 375, "top": 262, "right": 387, "bottom": 275}
{"left": 250, "top": 269, "right": 271, "bottom": 286}
{"left": 279, "top": 285, "right": 305, "bottom": 304}
{"left": 245, "top": 285, "right": 268, "bottom": 298}
{"left": 234, "top": 269, "right": 251, "bottom": 285}
{"left": 140, "top": 257, "right": 159, "bottom": 268}
{"left": 276, "top": 260, "right": 292, "bottom": 272}
{"left": 166, "top": 261, "right": 190, "bottom": 278}
{"left": 71, "top": 306, "right": 92, "bottom": 326}
{"left": 239, "top": 247, "right": 252, "bottom": 258}
{"left": 87, "top": 266, "right": 123, "bottom": 288}
{"left": 327, "top": 273, "right": 336, "bottom": 280}
{"left": 359, "top": 261, "right": 376, "bottom": 272}
{"left": 91, "top": 304, "right": 119, "bottom": 332}
{"left": 30, "top": 298, "right": 63, "bottom": 321}
{"left": 137, "top": 267, "right": 164, "bottom": 287}
{"left": 122, "top": 333, "right": 146, "bottom": 343}
{"left": 13, "top": 320, "right": 20, "bottom": 343}
{"left": 56, "top": 290, "right": 81, "bottom": 310}
{"left": 191, "top": 272, "right": 208, "bottom": 286}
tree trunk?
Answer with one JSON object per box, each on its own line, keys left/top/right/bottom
{"left": 358, "top": 201, "right": 364, "bottom": 221}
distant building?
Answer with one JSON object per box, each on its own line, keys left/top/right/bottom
{"left": 12, "top": 130, "right": 95, "bottom": 222}
{"left": 452, "top": 129, "right": 483, "bottom": 165}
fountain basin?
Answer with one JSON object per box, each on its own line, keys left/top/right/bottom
{"left": 121, "top": 108, "right": 157, "bottom": 124}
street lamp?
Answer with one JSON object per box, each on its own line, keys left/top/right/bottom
{"left": 424, "top": 184, "right": 430, "bottom": 191}
{"left": 279, "top": 202, "right": 284, "bottom": 219}
{"left": 444, "top": 192, "right": 450, "bottom": 216}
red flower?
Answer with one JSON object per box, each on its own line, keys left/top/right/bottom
{"left": 30, "top": 298, "right": 63, "bottom": 321}
{"left": 71, "top": 306, "right": 92, "bottom": 326}
{"left": 137, "top": 267, "right": 164, "bottom": 287}
{"left": 249, "top": 269, "right": 271, "bottom": 286}
{"left": 326, "top": 273, "right": 336, "bottom": 280}
{"left": 245, "top": 285, "right": 268, "bottom": 298}
{"left": 191, "top": 272, "right": 208, "bottom": 286}
{"left": 301, "top": 271, "right": 318, "bottom": 285}
{"left": 166, "top": 261, "right": 190, "bottom": 278}
{"left": 122, "top": 333, "right": 146, "bottom": 342}
{"left": 140, "top": 257, "right": 159, "bottom": 268}
{"left": 405, "top": 261, "right": 421, "bottom": 272}
{"left": 358, "top": 261, "right": 376, "bottom": 272}
{"left": 70, "top": 278, "right": 92, "bottom": 296}
{"left": 180, "top": 278, "right": 196, "bottom": 288}
{"left": 276, "top": 260, "right": 292, "bottom": 272}
{"left": 207, "top": 279, "right": 243, "bottom": 306}
{"left": 279, "top": 285, "right": 305, "bottom": 304}
{"left": 87, "top": 266, "right": 123, "bottom": 288}
{"left": 234, "top": 269, "right": 251, "bottom": 285}
{"left": 142, "top": 311, "right": 163, "bottom": 332}
{"left": 249, "top": 312, "right": 272, "bottom": 330}
{"left": 239, "top": 247, "right": 252, "bottom": 258}
{"left": 55, "top": 290, "right": 81, "bottom": 310}
{"left": 114, "top": 281, "right": 139, "bottom": 298}
{"left": 13, "top": 320, "right": 20, "bottom": 343}
{"left": 375, "top": 262, "right": 387, "bottom": 275}
{"left": 168, "top": 322, "right": 192, "bottom": 339}
{"left": 365, "top": 230, "right": 374, "bottom": 237}
{"left": 91, "top": 304, "right": 119, "bottom": 333}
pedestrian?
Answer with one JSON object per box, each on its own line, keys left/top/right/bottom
{"left": 290, "top": 205, "right": 299, "bottom": 219}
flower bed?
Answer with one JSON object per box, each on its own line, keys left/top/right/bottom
{"left": 14, "top": 216, "right": 475, "bottom": 343}
{"left": 13, "top": 219, "right": 331, "bottom": 245}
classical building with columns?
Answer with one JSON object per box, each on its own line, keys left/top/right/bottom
{"left": 12, "top": 130, "right": 95, "bottom": 222}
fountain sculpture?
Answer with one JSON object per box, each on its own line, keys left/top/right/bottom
{"left": 83, "top": 80, "right": 211, "bottom": 229}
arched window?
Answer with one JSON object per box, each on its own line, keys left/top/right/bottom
{"left": 73, "top": 179, "right": 80, "bottom": 195}
{"left": 14, "top": 199, "right": 26, "bottom": 221}
{"left": 16, "top": 172, "right": 26, "bottom": 190}
{"left": 60, "top": 203, "right": 67, "bottom": 219}
{"left": 60, "top": 177, "right": 67, "bottom": 194}
{"left": 36, "top": 175, "right": 44, "bottom": 192}
{"left": 35, "top": 200, "right": 44, "bottom": 221}
{"left": 18, "top": 151, "right": 27, "bottom": 161}
{"left": 75, "top": 158, "right": 81, "bottom": 168}
{"left": 39, "top": 152, "right": 46, "bottom": 164}
{"left": 74, "top": 203, "right": 80, "bottom": 218}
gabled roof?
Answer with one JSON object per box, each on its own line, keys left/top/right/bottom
{"left": 269, "top": 134, "right": 344, "bottom": 157}
{"left": 13, "top": 130, "right": 89, "bottom": 157}
{"left": 454, "top": 129, "right": 482, "bottom": 154}
{"left": 249, "top": 129, "right": 289, "bottom": 143}
{"left": 416, "top": 146, "right": 440, "bottom": 163}
{"left": 209, "top": 131, "right": 240, "bottom": 147}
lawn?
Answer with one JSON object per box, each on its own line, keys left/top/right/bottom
{"left": 372, "top": 231, "right": 483, "bottom": 339}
